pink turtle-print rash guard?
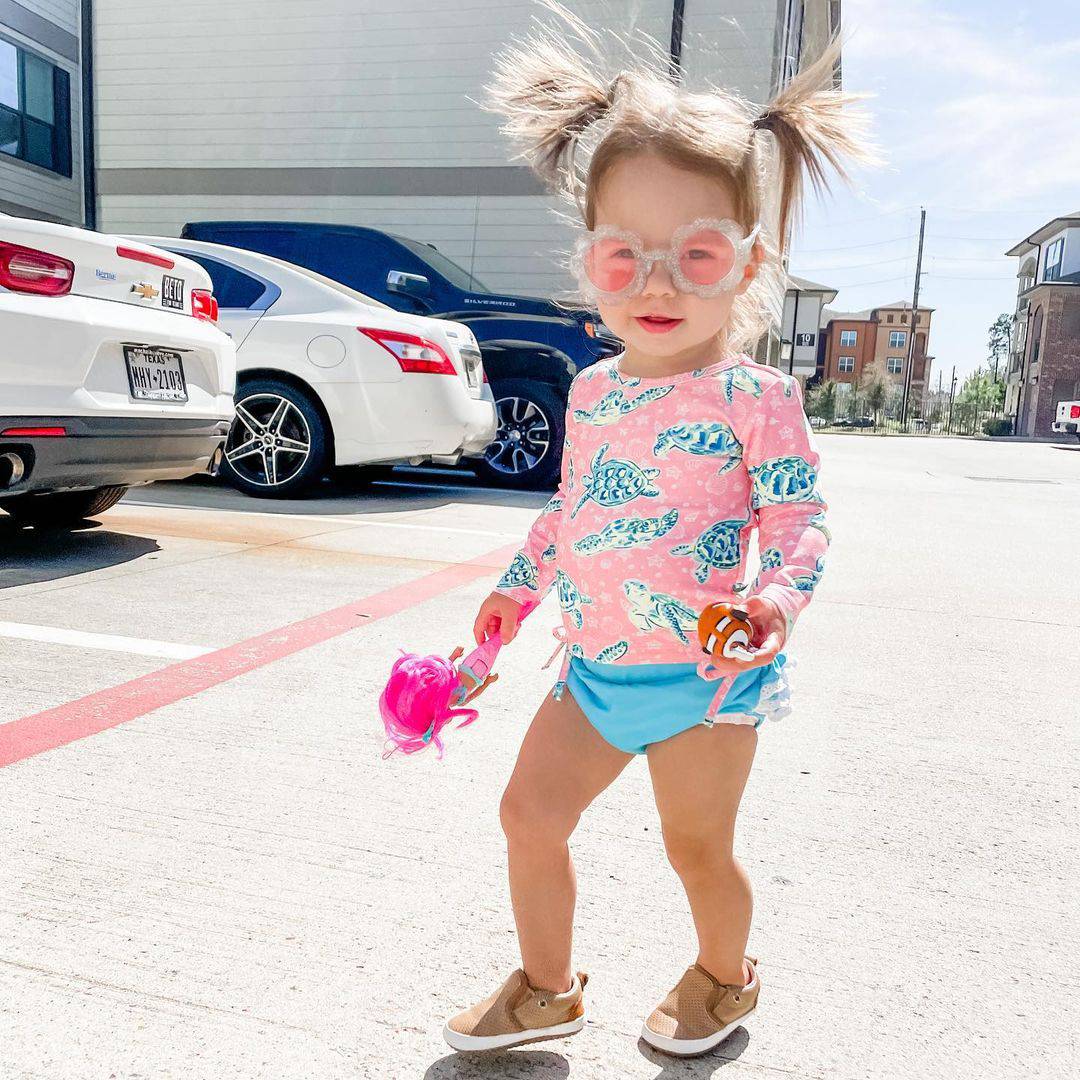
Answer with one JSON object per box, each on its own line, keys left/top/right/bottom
{"left": 493, "top": 349, "right": 831, "bottom": 697}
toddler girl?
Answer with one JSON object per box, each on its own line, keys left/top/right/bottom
{"left": 443, "top": 6, "right": 877, "bottom": 1058}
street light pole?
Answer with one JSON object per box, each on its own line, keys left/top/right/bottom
{"left": 900, "top": 207, "right": 927, "bottom": 425}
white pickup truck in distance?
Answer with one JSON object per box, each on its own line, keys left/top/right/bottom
{"left": 1052, "top": 399, "right": 1080, "bottom": 441}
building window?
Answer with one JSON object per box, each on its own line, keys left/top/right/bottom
{"left": 0, "top": 38, "right": 71, "bottom": 176}
{"left": 887, "top": 356, "right": 903, "bottom": 374}
{"left": 1044, "top": 237, "right": 1064, "bottom": 282}
{"left": 889, "top": 330, "right": 906, "bottom": 348}
{"left": 840, "top": 329, "right": 857, "bottom": 347}
{"left": 886, "top": 314, "right": 894, "bottom": 323}
{"left": 838, "top": 355, "right": 855, "bottom": 373}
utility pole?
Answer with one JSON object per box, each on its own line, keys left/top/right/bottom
{"left": 947, "top": 365, "right": 957, "bottom": 431}
{"left": 900, "top": 207, "right": 927, "bottom": 424}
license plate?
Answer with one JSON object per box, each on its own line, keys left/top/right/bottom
{"left": 124, "top": 346, "right": 188, "bottom": 402}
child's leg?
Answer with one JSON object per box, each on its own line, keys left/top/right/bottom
{"left": 500, "top": 688, "right": 633, "bottom": 993}
{"left": 646, "top": 723, "right": 758, "bottom": 985}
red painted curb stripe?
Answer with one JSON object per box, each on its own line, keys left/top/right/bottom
{"left": 0, "top": 543, "right": 518, "bottom": 769}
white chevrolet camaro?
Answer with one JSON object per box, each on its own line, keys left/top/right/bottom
{"left": 130, "top": 236, "right": 498, "bottom": 498}
{"left": 0, "top": 213, "right": 236, "bottom": 526}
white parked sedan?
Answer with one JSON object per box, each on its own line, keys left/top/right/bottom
{"left": 0, "top": 214, "right": 235, "bottom": 527}
{"left": 130, "top": 236, "right": 498, "bottom": 497}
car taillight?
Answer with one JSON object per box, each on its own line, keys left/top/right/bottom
{"left": 192, "top": 289, "right": 218, "bottom": 322}
{"left": 1071, "top": 405, "right": 1080, "bottom": 419}
{"left": 358, "top": 327, "right": 457, "bottom": 375}
{"left": 116, "top": 244, "right": 175, "bottom": 270}
{"left": 0, "top": 241, "right": 74, "bottom": 296}
{"left": 0, "top": 426, "right": 67, "bottom": 437}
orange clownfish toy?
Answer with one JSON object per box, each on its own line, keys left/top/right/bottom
{"left": 698, "top": 602, "right": 756, "bottom": 663}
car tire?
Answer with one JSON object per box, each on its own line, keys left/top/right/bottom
{"left": 0, "top": 485, "right": 128, "bottom": 527}
{"left": 474, "top": 379, "right": 565, "bottom": 490}
{"left": 222, "top": 377, "right": 329, "bottom": 498}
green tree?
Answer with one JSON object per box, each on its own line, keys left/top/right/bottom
{"left": 806, "top": 379, "right": 838, "bottom": 421}
{"left": 958, "top": 366, "right": 1005, "bottom": 411}
{"left": 987, "top": 313, "right": 1012, "bottom": 385}
{"left": 864, "top": 379, "right": 886, "bottom": 424}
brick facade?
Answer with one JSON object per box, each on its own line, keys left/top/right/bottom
{"left": 821, "top": 304, "right": 934, "bottom": 405}
{"left": 1018, "top": 285, "right": 1080, "bottom": 436}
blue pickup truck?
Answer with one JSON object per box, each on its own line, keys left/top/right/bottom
{"left": 180, "top": 221, "right": 622, "bottom": 488}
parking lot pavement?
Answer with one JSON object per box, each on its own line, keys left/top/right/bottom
{"left": 1, "top": 437, "right": 1078, "bottom": 1079}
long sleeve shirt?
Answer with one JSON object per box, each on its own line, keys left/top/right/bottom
{"left": 494, "top": 349, "right": 830, "bottom": 697}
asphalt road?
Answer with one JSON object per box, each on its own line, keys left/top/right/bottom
{"left": 1, "top": 436, "right": 1078, "bottom": 1080}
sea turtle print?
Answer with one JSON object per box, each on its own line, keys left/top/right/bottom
{"left": 622, "top": 580, "right": 698, "bottom": 644}
{"left": 670, "top": 517, "right": 748, "bottom": 583}
{"left": 556, "top": 569, "right": 592, "bottom": 629}
{"left": 713, "top": 364, "right": 764, "bottom": 404}
{"left": 608, "top": 365, "right": 641, "bottom": 388}
{"left": 786, "top": 555, "right": 826, "bottom": 593}
{"left": 749, "top": 455, "right": 819, "bottom": 506}
{"left": 573, "top": 386, "right": 674, "bottom": 426}
{"left": 808, "top": 510, "right": 832, "bottom": 542}
{"left": 569, "top": 640, "right": 631, "bottom": 663}
{"left": 760, "top": 546, "right": 784, "bottom": 571}
{"left": 653, "top": 421, "right": 743, "bottom": 473}
{"left": 497, "top": 552, "right": 539, "bottom": 592}
{"left": 540, "top": 543, "right": 557, "bottom": 564}
{"left": 572, "top": 508, "right": 679, "bottom": 555}
{"left": 570, "top": 444, "right": 661, "bottom": 519}
{"left": 540, "top": 495, "right": 564, "bottom": 516}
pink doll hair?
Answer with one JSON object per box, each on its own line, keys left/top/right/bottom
{"left": 379, "top": 598, "right": 538, "bottom": 759}
{"left": 379, "top": 652, "right": 480, "bottom": 759}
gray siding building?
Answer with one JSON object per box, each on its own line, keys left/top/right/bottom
{"left": 0, "top": 0, "right": 85, "bottom": 224}
{"left": 91, "top": 0, "right": 838, "bottom": 308}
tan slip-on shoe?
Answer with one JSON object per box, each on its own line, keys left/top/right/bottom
{"left": 641, "top": 956, "right": 760, "bottom": 1057}
{"left": 443, "top": 968, "right": 588, "bottom": 1052}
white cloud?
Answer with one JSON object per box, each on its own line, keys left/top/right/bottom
{"left": 843, "top": 0, "right": 1080, "bottom": 208}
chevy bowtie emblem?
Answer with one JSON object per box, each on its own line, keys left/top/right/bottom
{"left": 131, "top": 282, "right": 159, "bottom": 300}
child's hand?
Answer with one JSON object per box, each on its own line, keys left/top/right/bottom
{"left": 704, "top": 595, "right": 786, "bottom": 675}
{"left": 472, "top": 591, "right": 526, "bottom": 645}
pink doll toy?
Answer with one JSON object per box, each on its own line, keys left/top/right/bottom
{"left": 379, "top": 598, "right": 539, "bottom": 758}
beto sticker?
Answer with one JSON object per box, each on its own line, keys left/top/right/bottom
{"left": 161, "top": 275, "right": 185, "bottom": 311}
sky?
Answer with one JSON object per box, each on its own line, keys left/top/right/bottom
{"left": 786, "top": 0, "right": 1080, "bottom": 385}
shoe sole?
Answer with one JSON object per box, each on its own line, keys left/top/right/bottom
{"left": 442, "top": 1015, "right": 585, "bottom": 1052}
{"left": 639, "top": 1008, "right": 755, "bottom": 1057}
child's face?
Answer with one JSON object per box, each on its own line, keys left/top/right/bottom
{"left": 590, "top": 152, "right": 763, "bottom": 360}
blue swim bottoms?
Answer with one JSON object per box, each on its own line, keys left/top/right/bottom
{"left": 564, "top": 653, "right": 789, "bottom": 755}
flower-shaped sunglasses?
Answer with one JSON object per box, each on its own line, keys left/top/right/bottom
{"left": 571, "top": 217, "right": 762, "bottom": 304}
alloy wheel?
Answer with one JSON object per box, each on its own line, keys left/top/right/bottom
{"left": 485, "top": 395, "right": 552, "bottom": 477}
{"left": 225, "top": 393, "right": 312, "bottom": 488}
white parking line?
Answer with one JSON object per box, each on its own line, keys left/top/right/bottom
{"left": 0, "top": 621, "right": 211, "bottom": 660}
{"left": 122, "top": 500, "right": 523, "bottom": 538}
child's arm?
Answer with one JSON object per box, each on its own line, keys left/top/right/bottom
{"left": 740, "top": 374, "right": 830, "bottom": 639}
{"left": 491, "top": 423, "right": 572, "bottom": 608}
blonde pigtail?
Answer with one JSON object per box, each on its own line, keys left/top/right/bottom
{"left": 481, "top": 4, "right": 622, "bottom": 206}
{"left": 751, "top": 33, "right": 885, "bottom": 247}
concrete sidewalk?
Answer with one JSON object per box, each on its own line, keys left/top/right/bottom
{"left": 1, "top": 438, "right": 1078, "bottom": 1079}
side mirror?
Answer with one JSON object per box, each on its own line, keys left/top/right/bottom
{"left": 387, "top": 269, "right": 431, "bottom": 298}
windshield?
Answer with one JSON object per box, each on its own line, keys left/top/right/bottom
{"left": 394, "top": 236, "right": 491, "bottom": 294}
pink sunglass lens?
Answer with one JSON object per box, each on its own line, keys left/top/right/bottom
{"left": 584, "top": 238, "right": 638, "bottom": 294}
{"left": 678, "top": 230, "right": 737, "bottom": 286}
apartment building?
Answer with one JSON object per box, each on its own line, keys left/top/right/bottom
{"left": 1004, "top": 212, "right": 1080, "bottom": 436}
{"left": 820, "top": 301, "right": 934, "bottom": 403}
{"left": 0, "top": 0, "right": 85, "bottom": 224}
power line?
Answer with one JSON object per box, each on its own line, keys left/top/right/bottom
{"left": 795, "top": 254, "right": 915, "bottom": 272}
{"left": 795, "top": 234, "right": 915, "bottom": 253}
